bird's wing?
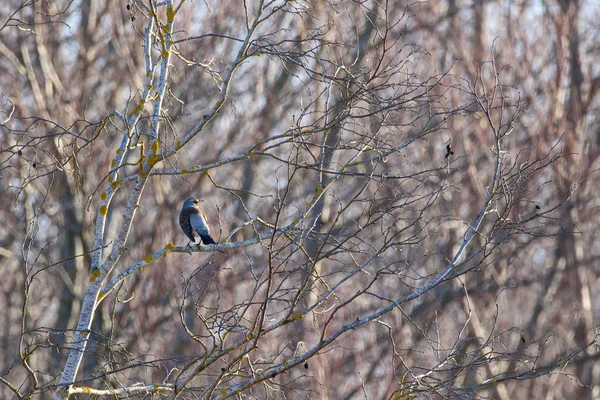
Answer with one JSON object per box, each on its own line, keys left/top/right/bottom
{"left": 179, "top": 207, "right": 197, "bottom": 242}
{"left": 189, "top": 211, "right": 210, "bottom": 236}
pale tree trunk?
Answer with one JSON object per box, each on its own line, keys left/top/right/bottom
{"left": 53, "top": 0, "right": 176, "bottom": 394}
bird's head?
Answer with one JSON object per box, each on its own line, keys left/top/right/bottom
{"left": 183, "top": 197, "right": 203, "bottom": 209}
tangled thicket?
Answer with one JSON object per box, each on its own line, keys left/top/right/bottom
{"left": 0, "top": 1, "right": 598, "bottom": 399}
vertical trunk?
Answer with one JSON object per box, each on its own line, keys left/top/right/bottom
{"left": 53, "top": 174, "right": 84, "bottom": 366}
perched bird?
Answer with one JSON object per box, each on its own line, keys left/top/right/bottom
{"left": 179, "top": 198, "right": 217, "bottom": 245}
{"left": 445, "top": 143, "right": 455, "bottom": 159}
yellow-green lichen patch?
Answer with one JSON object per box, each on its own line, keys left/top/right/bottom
{"left": 144, "top": 255, "right": 154, "bottom": 264}
{"left": 90, "top": 268, "right": 101, "bottom": 282}
{"left": 99, "top": 205, "right": 108, "bottom": 216}
{"left": 166, "top": 5, "right": 175, "bottom": 22}
{"left": 147, "top": 154, "right": 159, "bottom": 166}
{"left": 290, "top": 313, "right": 304, "bottom": 322}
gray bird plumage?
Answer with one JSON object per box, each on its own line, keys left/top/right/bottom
{"left": 179, "top": 197, "right": 217, "bottom": 245}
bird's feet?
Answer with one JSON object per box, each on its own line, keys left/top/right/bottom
{"left": 185, "top": 241, "right": 195, "bottom": 254}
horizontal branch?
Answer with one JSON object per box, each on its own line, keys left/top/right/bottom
{"left": 99, "top": 223, "right": 297, "bottom": 300}
{"left": 69, "top": 383, "right": 173, "bottom": 397}
{"left": 457, "top": 334, "right": 599, "bottom": 393}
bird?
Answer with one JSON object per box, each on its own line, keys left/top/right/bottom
{"left": 179, "top": 197, "right": 217, "bottom": 245}
{"left": 445, "top": 143, "right": 454, "bottom": 159}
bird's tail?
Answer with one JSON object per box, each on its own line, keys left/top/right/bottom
{"left": 200, "top": 234, "right": 217, "bottom": 245}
